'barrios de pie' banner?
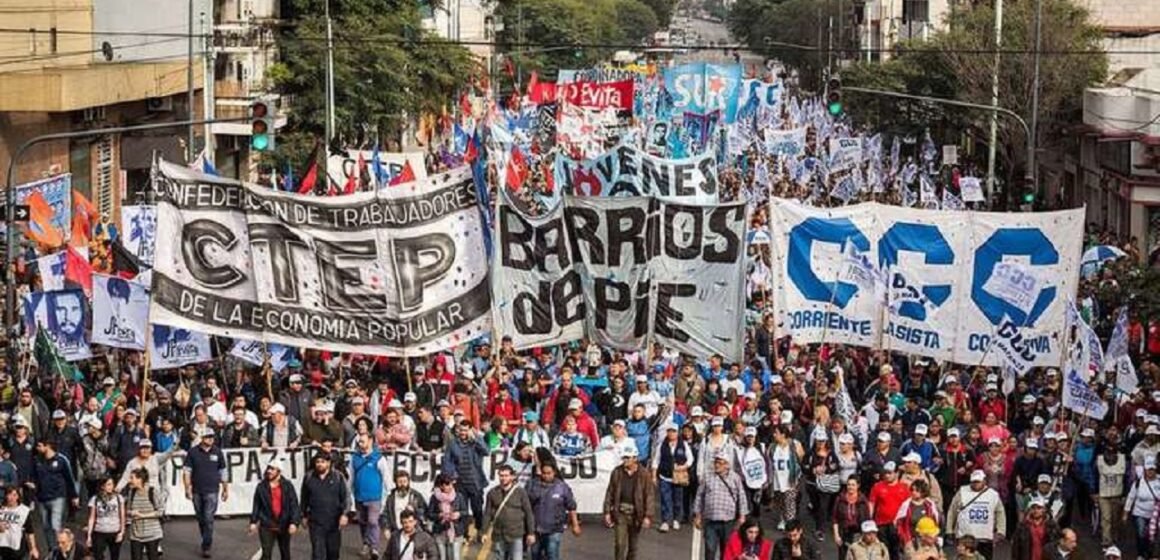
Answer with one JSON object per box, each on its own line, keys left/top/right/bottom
{"left": 150, "top": 161, "right": 491, "bottom": 356}
{"left": 493, "top": 195, "right": 749, "bottom": 362}
{"left": 768, "top": 199, "right": 1084, "bottom": 367}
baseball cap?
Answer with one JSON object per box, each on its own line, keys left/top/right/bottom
{"left": 436, "top": 400, "right": 451, "bottom": 408}
{"left": 877, "top": 432, "right": 891, "bottom": 442}
{"left": 266, "top": 456, "right": 287, "bottom": 472}
{"left": 860, "top": 520, "right": 878, "bottom": 533}
{"left": 634, "top": 374, "right": 648, "bottom": 383}
{"left": 1146, "top": 426, "right": 1160, "bottom": 436}
{"left": 1081, "top": 428, "right": 1095, "bottom": 438}
{"left": 289, "top": 374, "right": 304, "bottom": 383}
{"left": 690, "top": 406, "right": 704, "bottom": 417}
{"left": 985, "top": 383, "right": 998, "bottom": 391}
{"left": 838, "top": 433, "right": 855, "bottom": 445}
{"left": 914, "top": 424, "right": 928, "bottom": 436}
{"left": 200, "top": 427, "right": 215, "bottom": 438}
{"left": 710, "top": 417, "right": 724, "bottom": 427}
{"left": 1025, "top": 439, "right": 1039, "bottom": 449}
{"left": 403, "top": 392, "right": 417, "bottom": 402}
{"left": 882, "top": 461, "right": 897, "bottom": 472}
{"left": 771, "top": 375, "right": 783, "bottom": 385}
{"left": 138, "top": 439, "right": 153, "bottom": 448}
{"left": 568, "top": 398, "right": 583, "bottom": 410}
{"left": 969, "top": 470, "right": 985, "bottom": 482}
{"left": 1105, "top": 546, "right": 1122, "bottom": 558}
{"left": 124, "top": 408, "right": 139, "bottom": 417}
{"left": 270, "top": 403, "right": 286, "bottom": 414}
{"left": 86, "top": 418, "right": 103, "bottom": 430}
{"left": 621, "top": 447, "right": 639, "bottom": 459}
{"left": 1146, "top": 457, "right": 1157, "bottom": 470}
{"left": 1032, "top": 416, "right": 1045, "bottom": 425}
{"left": 713, "top": 450, "right": 731, "bottom": 462}
{"left": 1037, "top": 474, "right": 1052, "bottom": 484}
{"left": 780, "top": 410, "right": 793, "bottom": 424}
{"left": 1029, "top": 497, "right": 1047, "bottom": 508}
{"left": 1022, "top": 395, "right": 1036, "bottom": 405}
{"left": 813, "top": 428, "right": 828, "bottom": 441}
{"left": 744, "top": 426, "right": 758, "bottom": 437}
{"left": 947, "top": 428, "right": 960, "bottom": 438}
{"left": 102, "top": 377, "right": 115, "bottom": 386}
{"left": 387, "top": 399, "right": 403, "bottom": 409}
{"left": 987, "top": 436, "right": 1001, "bottom": 446}
{"left": 523, "top": 411, "right": 539, "bottom": 422}
{"left": 51, "top": 410, "right": 67, "bottom": 420}
{"left": 612, "top": 419, "right": 627, "bottom": 428}
{"left": 903, "top": 452, "right": 922, "bottom": 463}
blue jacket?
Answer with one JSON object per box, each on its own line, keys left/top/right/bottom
{"left": 442, "top": 436, "right": 489, "bottom": 491}
{"left": 626, "top": 418, "right": 652, "bottom": 462}
{"left": 899, "top": 439, "right": 938, "bottom": 472}
{"left": 350, "top": 449, "right": 386, "bottom": 503}
{"left": 34, "top": 453, "right": 76, "bottom": 502}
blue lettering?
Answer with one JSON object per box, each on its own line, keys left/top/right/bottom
{"left": 972, "top": 228, "right": 1058, "bottom": 327}
{"left": 788, "top": 310, "right": 872, "bottom": 336}
{"left": 968, "top": 333, "right": 991, "bottom": 351}
{"left": 787, "top": 217, "right": 869, "bottom": 308}
{"left": 885, "top": 321, "right": 942, "bottom": 349}
{"left": 878, "top": 223, "right": 954, "bottom": 321}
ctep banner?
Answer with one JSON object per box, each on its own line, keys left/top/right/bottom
{"left": 767, "top": 199, "right": 1084, "bottom": 367}
{"left": 150, "top": 160, "right": 491, "bottom": 357}
{"left": 161, "top": 446, "right": 621, "bottom": 516}
{"left": 493, "top": 195, "right": 749, "bottom": 362}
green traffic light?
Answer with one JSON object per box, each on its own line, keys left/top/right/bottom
{"left": 1023, "top": 192, "right": 1035, "bottom": 203}
{"left": 252, "top": 134, "right": 270, "bottom": 151}
{"left": 828, "top": 101, "right": 843, "bottom": 116}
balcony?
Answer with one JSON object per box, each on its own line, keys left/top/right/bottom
{"left": 212, "top": 27, "right": 275, "bottom": 52}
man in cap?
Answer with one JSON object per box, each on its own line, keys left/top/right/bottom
{"left": 900, "top": 452, "right": 943, "bottom": 511}
{"left": 78, "top": 418, "right": 109, "bottom": 498}
{"left": 900, "top": 424, "right": 939, "bottom": 473}
{"left": 1012, "top": 497, "right": 1061, "bottom": 560}
{"left": 947, "top": 469, "right": 1006, "bottom": 560}
{"left": 1131, "top": 424, "right": 1160, "bottom": 471}
{"left": 279, "top": 373, "right": 315, "bottom": 424}
{"left": 249, "top": 456, "right": 301, "bottom": 560}
{"left": 600, "top": 419, "right": 638, "bottom": 458}
{"left": 736, "top": 426, "right": 767, "bottom": 520}
{"left": 95, "top": 377, "right": 122, "bottom": 415}
{"left": 260, "top": 403, "right": 302, "bottom": 450}
{"left": 1095, "top": 439, "right": 1127, "bottom": 546}
{"left": 108, "top": 408, "right": 147, "bottom": 474}
{"left": 442, "top": 420, "right": 490, "bottom": 538}
{"left": 627, "top": 374, "right": 661, "bottom": 420}
{"left": 183, "top": 428, "right": 228, "bottom": 558}
{"left": 301, "top": 452, "right": 351, "bottom": 560}
{"left": 868, "top": 461, "right": 909, "bottom": 560}
{"left": 341, "top": 394, "right": 372, "bottom": 445}
{"left": 694, "top": 449, "right": 748, "bottom": 560}
{"left": 565, "top": 398, "right": 599, "bottom": 449}
{"left": 848, "top": 521, "right": 889, "bottom": 560}
{"left": 603, "top": 446, "right": 654, "bottom": 560}
{"left": 42, "top": 410, "right": 81, "bottom": 471}
{"left": 7, "top": 415, "right": 36, "bottom": 489}
{"left": 864, "top": 430, "right": 901, "bottom": 490}
{"left": 513, "top": 411, "right": 550, "bottom": 450}
{"left": 1013, "top": 439, "right": 1046, "bottom": 500}
{"left": 1124, "top": 456, "right": 1160, "bottom": 558}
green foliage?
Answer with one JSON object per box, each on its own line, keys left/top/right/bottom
{"left": 727, "top": 0, "right": 843, "bottom": 89}
{"left": 641, "top": 0, "right": 676, "bottom": 27}
{"left": 840, "top": 42, "right": 965, "bottom": 137}
{"left": 271, "top": 0, "right": 475, "bottom": 171}
{"left": 618, "top": 0, "right": 661, "bottom": 44}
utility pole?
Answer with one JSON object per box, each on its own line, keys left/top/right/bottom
{"left": 324, "top": 0, "right": 336, "bottom": 186}
{"left": 985, "top": 0, "right": 1003, "bottom": 202}
{"left": 1029, "top": 0, "right": 1043, "bottom": 192}
{"left": 187, "top": 0, "right": 196, "bottom": 162}
{"left": 201, "top": 10, "right": 215, "bottom": 167}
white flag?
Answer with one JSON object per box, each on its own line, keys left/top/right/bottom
{"left": 1105, "top": 307, "right": 1137, "bottom": 394}
{"left": 230, "top": 340, "right": 295, "bottom": 373}
{"left": 1062, "top": 365, "right": 1108, "bottom": 420}
{"left": 91, "top": 274, "right": 150, "bottom": 351}
{"left": 981, "top": 262, "right": 1042, "bottom": 316}
{"left": 36, "top": 252, "right": 67, "bottom": 292}
{"left": 149, "top": 325, "right": 213, "bottom": 370}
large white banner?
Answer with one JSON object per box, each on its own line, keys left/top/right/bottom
{"left": 150, "top": 161, "right": 491, "bottom": 356}
{"left": 768, "top": 200, "right": 1084, "bottom": 367}
{"left": 554, "top": 144, "right": 720, "bottom": 203}
{"left": 91, "top": 274, "right": 150, "bottom": 350}
{"left": 494, "top": 196, "right": 748, "bottom": 362}
{"left": 162, "top": 447, "right": 619, "bottom": 516}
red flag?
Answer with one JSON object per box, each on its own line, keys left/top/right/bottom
{"left": 297, "top": 144, "right": 321, "bottom": 195}
{"left": 465, "top": 135, "right": 479, "bottom": 164}
{"left": 526, "top": 71, "right": 539, "bottom": 97}
{"left": 64, "top": 246, "right": 92, "bottom": 297}
{"left": 343, "top": 151, "right": 365, "bottom": 195}
{"left": 505, "top": 146, "right": 528, "bottom": 192}
{"left": 503, "top": 57, "right": 515, "bottom": 78}
{"left": 70, "top": 190, "right": 97, "bottom": 249}
{"left": 459, "top": 93, "right": 473, "bottom": 118}
{"left": 389, "top": 161, "right": 416, "bottom": 186}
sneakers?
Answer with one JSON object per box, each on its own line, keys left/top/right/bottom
{"left": 815, "top": 530, "right": 824, "bottom": 542}
{"left": 659, "top": 522, "right": 670, "bottom": 533}
{"left": 777, "top": 521, "right": 786, "bottom": 531}
{"left": 672, "top": 520, "right": 681, "bottom": 530}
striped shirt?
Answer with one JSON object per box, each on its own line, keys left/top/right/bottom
{"left": 127, "top": 488, "right": 163, "bottom": 542}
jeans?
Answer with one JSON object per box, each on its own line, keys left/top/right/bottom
{"left": 39, "top": 496, "right": 67, "bottom": 549}
{"left": 434, "top": 533, "right": 461, "bottom": 560}
{"left": 258, "top": 528, "right": 292, "bottom": 560}
{"left": 129, "top": 539, "right": 160, "bottom": 560}
{"left": 458, "top": 485, "right": 485, "bottom": 534}
{"left": 191, "top": 492, "right": 220, "bottom": 551}
{"left": 90, "top": 530, "right": 123, "bottom": 560}
{"left": 703, "top": 520, "right": 733, "bottom": 560}
{"left": 356, "top": 500, "right": 383, "bottom": 550}
{"left": 659, "top": 480, "right": 684, "bottom": 523}
{"left": 1134, "top": 515, "right": 1152, "bottom": 560}
{"left": 492, "top": 538, "right": 525, "bottom": 560}
{"left": 309, "top": 524, "right": 342, "bottom": 560}
{"left": 531, "top": 532, "right": 562, "bottom": 560}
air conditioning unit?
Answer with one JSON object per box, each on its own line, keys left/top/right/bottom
{"left": 146, "top": 97, "right": 174, "bottom": 112}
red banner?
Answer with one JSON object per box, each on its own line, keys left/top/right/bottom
{"left": 528, "top": 80, "right": 634, "bottom": 110}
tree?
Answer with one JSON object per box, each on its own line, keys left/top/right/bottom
{"left": 641, "top": 0, "right": 675, "bottom": 27}
{"left": 618, "top": 0, "right": 661, "bottom": 45}
{"left": 728, "top": 0, "right": 845, "bottom": 89}
{"left": 841, "top": 41, "right": 965, "bottom": 140}
{"left": 269, "top": 0, "right": 475, "bottom": 172}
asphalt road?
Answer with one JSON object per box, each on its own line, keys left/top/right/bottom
{"left": 113, "top": 510, "right": 1116, "bottom": 560}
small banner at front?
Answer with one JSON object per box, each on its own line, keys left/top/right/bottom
{"left": 150, "top": 161, "right": 491, "bottom": 356}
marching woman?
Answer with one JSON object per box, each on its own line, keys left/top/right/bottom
{"left": 735, "top": 427, "right": 768, "bottom": 520}
{"left": 85, "top": 477, "right": 125, "bottom": 560}
{"left": 722, "top": 518, "right": 773, "bottom": 560}
{"left": 768, "top": 425, "right": 805, "bottom": 531}
{"left": 805, "top": 429, "right": 841, "bottom": 542}
{"left": 0, "top": 486, "right": 39, "bottom": 560}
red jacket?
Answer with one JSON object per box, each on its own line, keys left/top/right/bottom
{"left": 573, "top": 412, "right": 599, "bottom": 448}
{"left": 487, "top": 398, "right": 523, "bottom": 429}
{"left": 977, "top": 397, "right": 1005, "bottom": 423}
{"left": 722, "top": 532, "right": 773, "bottom": 560}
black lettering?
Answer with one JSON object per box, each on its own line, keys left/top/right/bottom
{"left": 513, "top": 282, "right": 553, "bottom": 335}
{"left": 182, "top": 219, "right": 245, "bottom": 288}
{"left": 500, "top": 206, "right": 535, "bottom": 271}
{"left": 655, "top": 282, "right": 694, "bottom": 342}
{"left": 391, "top": 234, "right": 456, "bottom": 312}
{"left": 594, "top": 278, "right": 630, "bottom": 330}
{"left": 673, "top": 163, "right": 697, "bottom": 197}
{"left": 705, "top": 206, "right": 742, "bottom": 262}
{"left": 606, "top": 206, "right": 647, "bottom": 265}
{"left": 616, "top": 145, "right": 637, "bottom": 178}
{"left": 553, "top": 270, "right": 586, "bottom": 326}
{"left": 249, "top": 223, "right": 310, "bottom": 302}
{"left": 663, "top": 204, "right": 703, "bottom": 260}
{"left": 697, "top": 156, "right": 718, "bottom": 195}
{"left": 640, "top": 156, "right": 669, "bottom": 196}
{"left": 634, "top": 279, "right": 651, "bottom": 338}
{"left": 536, "top": 219, "right": 571, "bottom": 271}
{"left": 565, "top": 206, "right": 604, "bottom": 265}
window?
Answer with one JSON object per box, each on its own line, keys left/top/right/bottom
{"left": 94, "top": 136, "right": 115, "bottom": 219}
{"left": 902, "top": 0, "right": 929, "bottom": 23}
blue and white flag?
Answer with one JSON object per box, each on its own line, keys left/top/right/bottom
{"left": 91, "top": 274, "right": 149, "bottom": 351}
{"left": 230, "top": 339, "right": 295, "bottom": 372}
{"left": 149, "top": 325, "right": 213, "bottom": 370}
{"left": 1062, "top": 364, "right": 1108, "bottom": 420}
{"left": 1065, "top": 300, "right": 1104, "bottom": 380}
{"left": 120, "top": 206, "right": 157, "bottom": 266}
{"left": 982, "top": 262, "right": 1042, "bottom": 317}
{"left": 22, "top": 290, "right": 91, "bottom": 362}
{"left": 941, "top": 189, "right": 965, "bottom": 211}
{"left": 1105, "top": 306, "right": 1137, "bottom": 394}
{"left": 36, "top": 252, "right": 67, "bottom": 292}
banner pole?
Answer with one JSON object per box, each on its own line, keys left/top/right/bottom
{"left": 262, "top": 342, "right": 273, "bottom": 401}
{"left": 141, "top": 327, "right": 152, "bottom": 419}
{"left": 765, "top": 156, "right": 778, "bottom": 368}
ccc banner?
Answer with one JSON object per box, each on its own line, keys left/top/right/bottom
{"left": 768, "top": 199, "right": 1084, "bottom": 367}
{"left": 151, "top": 160, "right": 491, "bottom": 356}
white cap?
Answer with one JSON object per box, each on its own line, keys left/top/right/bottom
{"left": 690, "top": 406, "right": 705, "bottom": 417}
{"left": 838, "top": 433, "right": 855, "bottom": 445}
{"left": 289, "top": 374, "right": 304, "bottom": 383}
{"left": 1138, "top": 409, "right": 1149, "bottom": 418}
{"left": 744, "top": 391, "right": 757, "bottom": 400}
{"left": 947, "top": 428, "right": 960, "bottom": 437}
{"left": 621, "top": 447, "right": 639, "bottom": 459}
{"left": 270, "top": 403, "right": 286, "bottom": 414}
{"left": 102, "top": 377, "right": 115, "bottom": 386}
{"left": 1025, "top": 439, "right": 1039, "bottom": 449}
{"left": 1146, "top": 456, "right": 1157, "bottom": 470}
{"left": 970, "top": 470, "right": 986, "bottom": 482}
{"left": 1022, "top": 395, "right": 1036, "bottom": 405}
{"left": 744, "top": 426, "right": 758, "bottom": 437}
{"left": 403, "top": 392, "right": 417, "bottom": 402}
{"left": 985, "top": 383, "right": 998, "bottom": 391}
{"left": 780, "top": 410, "right": 793, "bottom": 424}
{"left": 51, "top": 410, "right": 67, "bottom": 420}
{"left": 665, "top": 423, "right": 679, "bottom": 432}
{"left": 568, "top": 398, "right": 583, "bottom": 410}
{"left": 914, "top": 424, "right": 928, "bottom": 436}
{"left": 714, "top": 450, "right": 731, "bottom": 462}
{"left": 1105, "top": 546, "right": 1122, "bottom": 558}
{"left": 1145, "top": 426, "right": 1160, "bottom": 436}
{"left": 1033, "top": 416, "right": 1045, "bottom": 425}
{"left": 199, "top": 427, "right": 215, "bottom": 437}
{"left": 1056, "top": 432, "right": 1069, "bottom": 441}
{"left": 711, "top": 417, "right": 724, "bottom": 427}
{"left": 1081, "top": 428, "right": 1095, "bottom": 438}
{"left": 882, "top": 461, "right": 897, "bottom": 472}
{"left": 877, "top": 432, "right": 891, "bottom": 442}
{"left": 124, "top": 408, "right": 139, "bottom": 417}
{"left": 860, "top": 521, "right": 878, "bottom": 533}
{"left": 612, "top": 419, "right": 626, "bottom": 428}
{"left": 387, "top": 399, "right": 403, "bottom": 409}
{"left": 903, "top": 452, "right": 922, "bottom": 463}
{"left": 634, "top": 374, "right": 648, "bottom": 383}
{"left": 266, "top": 455, "right": 287, "bottom": 472}
{"left": 1046, "top": 368, "right": 1059, "bottom": 377}
{"left": 771, "top": 375, "right": 783, "bottom": 385}
{"left": 813, "top": 428, "right": 828, "bottom": 441}
{"left": 1037, "top": 474, "right": 1053, "bottom": 484}
{"left": 462, "top": 370, "right": 475, "bottom": 380}
{"left": 1029, "top": 497, "right": 1048, "bottom": 508}
{"left": 86, "top": 418, "right": 103, "bottom": 430}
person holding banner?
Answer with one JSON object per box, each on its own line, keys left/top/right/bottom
{"left": 182, "top": 428, "right": 228, "bottom": 558}
{"left": 249, "top": 457, "right": 300, "bottom": 560}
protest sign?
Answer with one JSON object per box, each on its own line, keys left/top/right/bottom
{"left": 121, "top": 205, "right": 158, "bottom": 266}
{"left": 230, "top": 339, "right": 295, "bottom": 372}
{"left": 1062, "top": 366, "right": 1108, "bottom": 420}
{"left": 663, "top": 63, "right": 743, "bottom": 122}
{"left": 36, "top": 252, "right": 67, "bottom": 291}
{"left": 764, "top": 127, "right": 806, "bottom": 158}
{"left": 768, "top": 199, "right": 1083, "bottom": 366}
{"left": 162, "top": 447, "right": 621, "bottom": 516}
{"left": 493, "top": 196, "right": 749, "bottom": 362}
{"left": 151, "top": 161, "right": 492, "bottom": 356}
{"left": 534, "top": 80, "right": 634, "bottom": 110}
{"left": 149, "top": 325, "right": 213, "bottom": 370}
{"left": 981, "top": 262, "right": 1042, "bottom": 316}
{"left": 91, "top": 274, "right": 150, "bottom": 351}
{"left": 325, "top": 150, "right": 428, "bottom": 189}
{"left": 14, "top": 174, "right": 72, "bottom": 243}
{"left": 22, "top": 289, "right": 91, "bottom": 362}
{"left": 554, "top": 144, "right": 719, "bottom": 203}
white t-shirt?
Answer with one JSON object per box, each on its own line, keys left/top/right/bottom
{"left": 770, "top": 445, "right": 792, "bottom": 492}
{"left": 737, "top": 446, "right": 768, "bottom": 490}
{"left": 0, "top": 504, "right": 30, "bottom": 551}
{"left": 600, "top": 435, "right": 637, "bottom": 458}
{"left": 952, "top": 487, "right": 1002, "bottom": 540}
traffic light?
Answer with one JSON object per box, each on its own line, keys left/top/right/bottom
{"left": 1022, "top": 186, "right": 1036, "bottom": 204}
{"left": 250, "top": 100, "right": 275, "bottom": 152}
{"left": 826, "top": 77, "right": 843, "bottom": 116}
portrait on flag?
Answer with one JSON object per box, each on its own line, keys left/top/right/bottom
{"left": 23, "top": 289, "right": 92, "bottom": 362}
{"left": 15, "top": 174, "right": 72, "bottom": 243}
{"left": 149, "top": 325, "right": 213, "bottom": 370}
{"left": 91, "top": 274, "right": 150, "bottom": 350}
{"left": 120, "top": 205, "right": 158, "bottom": 266}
